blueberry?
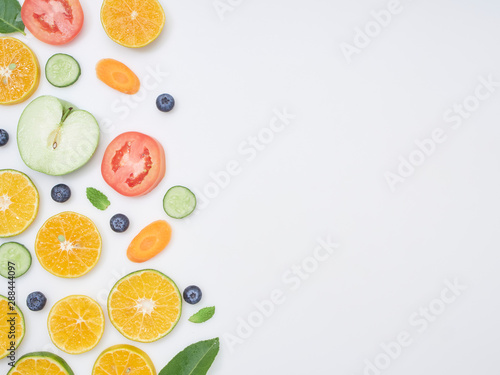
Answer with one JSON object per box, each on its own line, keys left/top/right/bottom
{"left": 183, "top": 285, "right": 202, "bottom": 304}
{"left": 26, "top": 291, "right": 47, "bottom": 311}
{"left": 0, "top": 129, "right": 9, "bottom": 147}
{"left": 110, "top": 214, "right": 129, "bottom": 233}
{"left": 51, "top": 184, "right": 71, "bottom": 203}
{"left": 156, "top": 93, "right": 175, "bottom": 112}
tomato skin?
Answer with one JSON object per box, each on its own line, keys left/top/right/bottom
{"left": 101, "top": 132, "right": 166, "bottom": 197}
{"left": 21, "top": 0, "right": 84, "bottom": 45}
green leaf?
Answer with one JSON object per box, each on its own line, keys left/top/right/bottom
{"left": 0, "top": 0, "right": 25, "bottom": 35}
{"left": 86, "top": 187, "right": 110, "bottom": 210}
{"left": 159, "top": 338, "right": 219, "bottom": 375}
{"left": 189, "top": 306, "right": 215, "bottom": 323}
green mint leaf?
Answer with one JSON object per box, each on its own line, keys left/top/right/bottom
{"left": 86, "top": 187, "right": 110, "bottom": 210}
{"left": 189, "top": 306, "right": 215, "bottom": 323}
{"left": 0, "top": 0, "right": 25, "bottom": 35}
{"left": 159, "top": 338, "right": 219, "bottom": 375}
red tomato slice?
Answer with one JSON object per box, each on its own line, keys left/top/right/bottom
{"left": 101, "top": 132, "right": 166, "bottom": 197}
{"left": 21, "top": 0, "right": 84, "bottom": 45}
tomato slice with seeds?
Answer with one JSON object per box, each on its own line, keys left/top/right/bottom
{"left": 21, "top": 0, "right": 84, "bottom": 45}
{"left": 101, "top": 132, "right": 166, "bottom": 197}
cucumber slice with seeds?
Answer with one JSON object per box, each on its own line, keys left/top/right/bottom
{"left": 0, "top": 242, "right": 32, "bottom": 278}
{"left": 45, "top": 54, "right": 81, "bottom": 88}
{"left": 163, "top": 186, "right": 197, "bottom": 219}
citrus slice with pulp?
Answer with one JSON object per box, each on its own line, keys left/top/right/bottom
{"left": 35, "top": 212, "right": 101, "bottom": 278}
{"left": 0, "top": 169, "right": 39, "bottom": 238}
{"left": 100, "top": 0, "right": 165, "bottom": 48}
{"left": 48, "top": 295, "right": 105, "bottom": 354}
{"left": 7, "top": 352, "right": 74, "bottom": 375}
{"left": 108, "top": 269, "right": 181, "bottom": 342}
{"left": 0, "top": 37, "right": 40, "bottom": 105}
{"left": 92, "top": 344, "right": 156, "bottom": 375}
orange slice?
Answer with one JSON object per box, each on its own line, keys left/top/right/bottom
{"left": 0, "top": 295, "right": 24, "bottom": 359}
{"left": 48, "top": 295, "right": 105, "bottom": 354}
{"left": 0, "top": 37, "right": 40, "bottom": 105}
{"left": 100, "top": 0, "right": 165, "bottom": 48}
{"left": 92, "top": 345, "right": 156, "bottom": 375}
{"left": 0, "top": 169, "right": 39, "bottom": 238}
{"left": 7, "top": 352, "right": 74, "bottom": 375}
{"left": 35, "top": 212, "right": 101, "bottom": 278}
{"left": 107, "top": 269, "right": 182, "bottom": 342}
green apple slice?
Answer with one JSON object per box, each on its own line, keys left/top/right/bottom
{"left": 17, "top": 96, "right": 100, "bottom": 176}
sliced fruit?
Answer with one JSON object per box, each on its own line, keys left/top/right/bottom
{"left": 7, "top": 352, "right": 74, "bottom": 375}
{"left": 35, "top": 212, "right": 101, "bottom": 278}
{"left": 0, "top": 242, "right": 32, "bottom": 278}
{"left": 100, "top": 0, "right": 165, "bottom": 48}
{"left": 17, "top": 95, "right": 100, "bottom": 176}
{"left": 108, "top": 269, "right": 181, "bottom": 342}
{"left": 163, "top": 186, "right": 196, "bottom": 219}
{"left": 21, "top": 0, "right": 84, "bottom": 45}
{"left": 0, "top": 37, "right": 40, "bottom": 105}
{"left": 127, "top": 220, "right": 171, "bottom": 263}
{"left": 0, "top": 169, "right": 39, "bottom": 238}
{"left": 92, "top": 344, "right": 156, "bottom": 375}
{"left": 96, "top": 58, "right": 140, "bottom": 94}
{"left": 0, "top": 294, "right": 24, "bottom": 359}
{"left": 48, "top": 295, "right": 104, "bottom": 354}
{"left": 45, "top": 54, "right": 81, "bottom": 87}
{"left": 101, "top": 132, "right": 166, "bottom": 197}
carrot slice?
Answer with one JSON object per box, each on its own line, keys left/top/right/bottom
{"left": 96, "top": 58, "right": 140, "bottom": 94}
{"left": 127, "top": 220, "right": 172, "bottom": 263}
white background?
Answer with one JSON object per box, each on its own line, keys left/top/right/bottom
{"left": 2, "top": 0, "right": 500, "bottom": 374}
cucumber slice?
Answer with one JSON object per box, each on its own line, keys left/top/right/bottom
{"left": 0, "top": 242, "right": 32, "bottom": 278}
{"left": 163, "top": 186, "right": 197, "bottom": 219}
{"left": 45, "top": 54, "right": 81, "bottom": 88}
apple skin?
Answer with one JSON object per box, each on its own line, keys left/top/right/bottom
{"left": 17, "top": 96, "right": 100, "bottom": 176}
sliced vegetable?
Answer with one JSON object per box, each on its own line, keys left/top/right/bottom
{"left": 45, "top": 54, "right": 81, "bottom": 87}
{"left": 101, "top": 132, "right": 165, "bottom": 197}
{"left": 21, "top": 0, "right": 84, "bottom": 45}
{"left": 163, "top": 186, "right": 196, "bottom": 219}
{"left": 96, "top": 58, "right": 140, "bottom": 94}
{"left": 0, "top": 242, "right": 31, "bottom": 278}
{"left": 127, "top": 220, "right": 171, "bottom": 263}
